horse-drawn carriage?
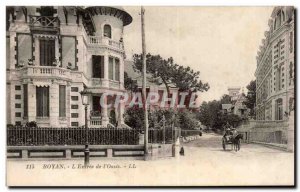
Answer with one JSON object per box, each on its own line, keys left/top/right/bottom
{"left": 222, "top": 128, "right": 243, "bottom": 151}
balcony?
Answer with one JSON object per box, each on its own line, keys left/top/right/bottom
{"left": 29, "top": 15, "right": 60, "bottom": 34}
{"left": 88, "top": 36, "right": 124, "bottom": 51}
{"left": 21, "top": 66, "right": 71, "bottom": 80}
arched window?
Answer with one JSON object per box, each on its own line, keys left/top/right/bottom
{"left": 103, "top": 24, "right": 112, "bottom": 38}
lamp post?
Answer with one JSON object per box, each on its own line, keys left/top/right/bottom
{"left": 80, "top": 89, "right": 91, "bottom": 166}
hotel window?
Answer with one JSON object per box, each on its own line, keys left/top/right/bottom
{"left": 71, "top": 105, "right": 78, "bottom": 109}
{"left": 92, "top": 55, "right": 104, "bottom": 78}
{"left": 40, "top": 39, "right": 55, "bottom": 66}
{"left": 15, "top": 85, "right": 21, "bottom": 90}
{"left": 23, "top": 84, "right": 28, "bottom": 117}
{"left": 71, "top": 96, "right": 78, "bottom": 101}
{"left": 71, "top": 113, "right": 79, "bottom": 118}
{"left": 104, "top": 24, "right": 112, "bottom": 38}
{"left": 275, "top": 98, "right": 283, "bottom": 120}
{"left": 59, "top": 85, "right": 66, "bottom": 117}
{"left": 36, "top": 87, "right": 49, "bottom": 117}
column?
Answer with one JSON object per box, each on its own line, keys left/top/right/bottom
{"left": 34, "top": 35, "right": 40, "bottom": 66}
{"left": 50, "top": 82, "right": 59, "bottom": 127}
{"left": 27, "top": 84, "right": 36, "bottom": 122}
{"left": 55, "top": 37, "right": 59, "bottom": 62}
{"left": 119, "top": 56, "right": 124, "bottom": 90}
{"left": 101, "top": 94, "right": 109, "bottom": 126}
{"left": 118, "top": 101, "right": 125, "bottom": 127}
{"left": 103, "top": 52, "right": 109, "bottom": 87}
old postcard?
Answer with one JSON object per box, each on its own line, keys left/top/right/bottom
{"left": 6, "top": 6, "right": 295, "bottom": 186}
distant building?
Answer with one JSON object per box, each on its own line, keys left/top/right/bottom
{"left": 221, "top": 87, "right": 249, "bottom": 118}
{"left": 228, "top": 86, "right": 241, "bottom": 101}
{"left": 255, "top": 6, "right": 294, "bottom": 121}
{"left": 6, "top": 6, "right": 132, "bottom": 127}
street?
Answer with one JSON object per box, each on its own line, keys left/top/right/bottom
{"left": 7, "top": 133, "right": 294, "bottom": 186}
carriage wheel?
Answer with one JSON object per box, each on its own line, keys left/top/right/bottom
{"left": 222, "top": 139, "right": 226, "bottom": 150}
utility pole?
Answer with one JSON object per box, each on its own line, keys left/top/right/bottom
{"left": 141, "top": 6, "right": 149, "bottom": 158}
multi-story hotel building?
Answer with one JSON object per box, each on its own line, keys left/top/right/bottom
{"left": 255, "top": 6, "right": 294, "bottom": 121}
{"left": 6, "top": 6, "right": 132, "bottom": 128}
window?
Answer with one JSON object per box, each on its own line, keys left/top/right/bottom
{"left": 23, "top": 84, "right": 28, "bottom": 117}
{"left": 92, "top": 96, "right": 101, "bottom": 112}
{"left": 103, "top": 24, "right": 112, "bottom": 38}
{"left": 275, "top": 98, "right": 283, "bottom": 120}
{"left": 40, "top": 39, "right": 55, "bottom": 66}
{"left": 71, "top": 87, "right": 79, "bottom": 92}
{"left": 71, "top": 96, "right": 78, "bottom": 101}
{"left": 15, "top": 85, "right": 21, "bottom": 90}
{"left": 40, "top": 6, "right": 55, "bottom": 17}
{"left": 92, "top": 55, "right": 104, "bottom": 78}
{"left": 36, "top": 87, "right": 49, "bottom": 117}
{"left": 15, "top": 103, "right": 21, "bottom": 108}
{"left": 71, "top": 122, "right": 79, "bottom": 127}
{"left": 15, "top": 95, "right": 21, "bottom": 99}
{"left": 71, "top": 105, "right": 78, "bottom": 109}
{"left": 59, "top": 85, "right": 66, "bottom": 117}
{"left": 108, "top": 57, "right": 120, "bottom": 81}
{"left": 71, "top": 113, "right": 78, "bottom": 118}
{"left": 115, "top": 58, "right": 120, "bottom": 81}
{"left": 15, "top": 112, "right": 21, "bottom": 117}
{"left": 109, "top": 57, "right": 114, "bottom": 80}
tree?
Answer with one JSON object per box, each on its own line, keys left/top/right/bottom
{"left": 124, "top": 72, "right": 138, "bottom": 92}
{"left": 220, "top": 94, "right": 231, "bottom": 104}
{"left": 243, "top": 80, "right": 256, "bottom": 119}
{"left": 133, "top": 53, "right": 209, "bottom": 95}
{"left": 198, "top": 100, "right": 222, "bottom": 130}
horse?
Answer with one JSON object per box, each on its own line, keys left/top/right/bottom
{"left": 232, "top": 134, "right": 243, "bottom": 152}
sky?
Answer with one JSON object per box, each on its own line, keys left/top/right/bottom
{"left": 122, "top": 6, "right": 274, "bottom": 103}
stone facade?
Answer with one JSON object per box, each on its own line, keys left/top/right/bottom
{"left": 255, "top": 6, "right": 294, "bottom": 121}
{"left": 6, "top": 6, "right": 132, "bottom": 128}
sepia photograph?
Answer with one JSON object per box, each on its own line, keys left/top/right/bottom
{"left": 5, "top": 5, "right": 295, "bottom": 187}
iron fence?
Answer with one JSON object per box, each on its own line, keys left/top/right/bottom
{"left": 7, "top": 126, "right": 181, "bottom": 146}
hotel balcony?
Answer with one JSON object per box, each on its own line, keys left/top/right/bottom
{"left": 29, "top": 15, "right": 60, "bottom": 34}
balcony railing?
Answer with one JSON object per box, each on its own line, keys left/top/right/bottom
{"left": 88, "top": 36, "right": 123, "bottom": 50}
{"left": 90, "top": 78, "right": 103, "bottom": 87}
{"left": 29, "top": 15, "right": 60, "bottom": 33}
{"left": 22, "top": 66, "right": 71, "bottom": 79}
{"left": 109, "top": 80, "right": 120, "bottom": 89}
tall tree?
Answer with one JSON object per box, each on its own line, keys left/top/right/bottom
{"left": 133, "top": 54, "right": 209, "bottom": 95}
{"left": 243, "top": 80, "right": 256, "bottom": 119}
{"left": 220, "top": 94, "right": 232, "bottom": 104}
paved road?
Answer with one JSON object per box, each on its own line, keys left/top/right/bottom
{"left": 6, "top": 133, "right": 294, "bottom": 186}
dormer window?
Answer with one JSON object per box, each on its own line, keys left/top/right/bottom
{"left": 104, "top": 24, "right": 111, "bottom": 38}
